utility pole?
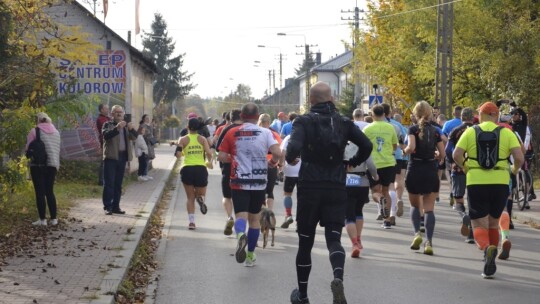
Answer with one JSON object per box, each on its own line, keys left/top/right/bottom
{"left": 435, "top": 0, "right": 454, "bottom": 116}
{"left": 268, "top": 70, "right": 272, "bottom": 96}
{"left": 342, "top": 1, "right": 364, "bottom": 109}
{"left": 272, "top": 69, "right": 276, "bottom": 93}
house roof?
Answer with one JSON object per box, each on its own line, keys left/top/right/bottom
{"left": 71, "top": 1, "right": 158, "bottom": 74}
{"left": 312, "top": 50, "right": 352, "bottom": 72}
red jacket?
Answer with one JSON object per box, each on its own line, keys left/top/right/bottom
{"left": 96, "top": 114, "right": 110, "bottom": 145}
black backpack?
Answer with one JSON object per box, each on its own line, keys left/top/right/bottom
{"left": 306, "top": 111, "right": 346, "bottom": 165}
{"left": 468, "top": 125, "right": 505, "bottom": 169}
{"left": 26, "top": 127, "right": 48, "bottom": 166}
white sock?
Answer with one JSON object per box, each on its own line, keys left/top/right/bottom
{"left": 188, "top": 213, "right": 195, "bottom": 223}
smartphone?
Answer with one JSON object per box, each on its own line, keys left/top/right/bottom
{"left": 124, "top": 114, "right": 132, "bottom": 123}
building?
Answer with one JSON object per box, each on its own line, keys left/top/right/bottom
{"left": 44, "top": 1, "right": 157, "bottom": 164}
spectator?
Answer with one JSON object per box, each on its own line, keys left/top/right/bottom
{"left": 135, "top": 126, "right": 149, "bottom": 182}
{"left": 26, "top": 112, "right": 61, "bottom": 226}
{"left": 96, "top": 103, "right": 110, "bottom": 185}
{"left": 140, "top": 114, "right": 156, "bottom": 180}
{"left": 102, "top": 105, "right": 138, "bottom": 215}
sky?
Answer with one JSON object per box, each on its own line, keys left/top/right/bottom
{"left": 77, "top": 0, "right": 366, "bottom": 99}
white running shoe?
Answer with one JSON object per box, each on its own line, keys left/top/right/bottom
{"left": 50, "top": 219, "right": 58, "bottom": 226}
{"left": 138, "top": 176, "right": 148, "bottom": 181}
{"left": 144, "top": 175, "right": 154, "bottom": 180}
{"left": 32, "top": 219, "right": 47, "bottom": 226}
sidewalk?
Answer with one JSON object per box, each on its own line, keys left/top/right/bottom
{"left": 0, "top": 145, "right": 177, "bottom": 304}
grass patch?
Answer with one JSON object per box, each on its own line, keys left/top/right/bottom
{"left": 81, "top": 294, "right": 99, "bottom": 300}
{"left": 0, "top": 161, "right": 102, "bottom": 236}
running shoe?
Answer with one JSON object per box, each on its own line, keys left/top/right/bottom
{"left": 461, "top": 214, "right": 471, "bottom": 237}
{"left": 235, "top": 233, "right": 247, "bottom": 263}
{"left": 389, "top": 216, "right": 396, "bottom": 226}
{"left": 381, "top": 221, "right": 391, "bottom": 229}
{"left": 281, "top": 216, "right": 294, "bottom": 229}
{"left": 453, "top": 203, "right": 466, "bottom": 213}
{"left": 376, "top": 214, "right": 383, "bottom": 221}
{"left": 449, "top": 195, "right": 455, "bottom": 207}
{"left": 482, "top": 245, "right": 498, "bottom": 279}
{"left": 528, "top": 193, "right": 537, "bottom": 201}
{"left": 351, "top": 243, "right": 361, "bottom": 258}
{"left": 498, "top": 239, "right": 512, "bottom": 260}
{"left": 410, "top": 233, "right": 422, "bottom": 250}
{"left": 290, "top": 289, "right": 310, "bottom": 304}
{"left": 379, "top": 197, "right": 389, "bottom": 219}
{"left": 196, "top": 197, "right": 208, "bottom": 215}
{"left": 509, "top": 221, "right": 514, "bottom": 230}
{"left": 423, "top": 241, "right": 433, "bottom": 255}
{"left": 188, "top": 222, "right": 196, "bottom": 230}
{"left": 244, "top": 251, "right": 257, "bottom": 267}
{"left": 330, "top": 278, "right": 347, "bottom": 304}
{"left": 396, "top": 200, "right": 404, "bottom": 217}
{"left": 224, "top": 217, "right": 234, "bottom": 236}
{"left": 32, "top": 219, "right": 47, "bottom": 226}
{"left": 524, "top": 202, "right": 531, "bottom": 210}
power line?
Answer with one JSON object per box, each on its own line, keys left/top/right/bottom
{"left": 374, "top": 0, "right": 464, "bottom": 19}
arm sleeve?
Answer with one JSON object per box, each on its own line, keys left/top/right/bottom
{"left": 366, "top": 156, "right": 377, "bottom": 177}
{"left": 524, "top": 126, "right": 531, "bottom": 150}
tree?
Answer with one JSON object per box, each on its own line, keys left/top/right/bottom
{"left": 0, "top": 0, "right": 98, "bottom": 202}
{"left": 142, "top": 13, "right": 194, "bottom": 107}
{"left": 295, "top": 52, "right": 316, "bottom": 76}
{"left": 336, "top": 83, "right": 356, "bottom": 118}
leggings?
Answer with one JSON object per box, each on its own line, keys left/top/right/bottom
{"left": 30, "top": 166, "right": 58, "bottom": 220}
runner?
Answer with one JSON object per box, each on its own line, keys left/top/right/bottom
{"left": 363, "top": 104, "right": 398, "bottom": 229}
{"left": 453, "top": 101, "right": 524, "bottom": 278}
{"left": 279, "top": 134, "right": 300, "bottom": 229}
{"left": 445, "top": 107, "right": 475, "bottom": 243}
{"left": 258, "top": 113, "right": 282, "bottom": 210}
{"left": 218, "top": 103, "right": 281, "bottom": 267}
{"left": 214, "top": 110, "right": 242, "bottom": 235}
{"left": 176, "top": 118, "right": 214, "bottom": 230}
{"left": 403, "top": 101, "right": 445, "bottom": 255}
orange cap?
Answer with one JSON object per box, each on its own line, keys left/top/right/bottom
{"left": 477, "top": 102, "right": 499, "bottom": 115}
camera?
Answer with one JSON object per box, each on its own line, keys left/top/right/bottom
{"left": 124, "top": 114, "right": 132, "bottom": 123}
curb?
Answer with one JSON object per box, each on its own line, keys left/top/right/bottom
{"left": 90, "top": 158, "right": 177, "bottom": 304}
{"left": 144, "top": 167, "right": 182, "bottom": 304}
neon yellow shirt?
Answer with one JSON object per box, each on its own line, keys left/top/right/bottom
{"left": 455, "top": 121, "right": 520, "bottom": 185}
{"left": 363, "top": 120, "right": 398, "bottom": 169}
{"left": 182, "top": 134, "right": 206, "bottom": 167}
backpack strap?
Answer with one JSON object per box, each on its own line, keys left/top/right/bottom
{"left": 35, "top": 127, "right": 41, "bottom": 141}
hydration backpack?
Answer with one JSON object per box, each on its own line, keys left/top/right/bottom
{"left": 468, "top": 125, "right": 504, "bottom": 169}
{"left": 306, "top": 111, "right": 346, "bottom": 165}
{"left": 26, "top": 127, "right": 48, "bottom": 166}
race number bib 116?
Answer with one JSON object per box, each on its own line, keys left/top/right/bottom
{"left": 346, "top": 174, "right": 362, "bottom": 187}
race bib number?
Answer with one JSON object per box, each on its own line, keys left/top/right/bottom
{"left": 346, "top": 174, "right": 362, "bottom": 187}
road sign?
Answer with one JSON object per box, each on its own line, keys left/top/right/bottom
{"left": 368, "top": 95, "right": 383, "bottom": 108}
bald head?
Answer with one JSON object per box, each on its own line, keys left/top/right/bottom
{"left": 309, "top": 82, "right": 333, "bottom": 105}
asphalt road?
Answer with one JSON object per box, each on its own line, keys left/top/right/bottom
{"left": 153, "top": 166, "right": 540, "bottom": 304}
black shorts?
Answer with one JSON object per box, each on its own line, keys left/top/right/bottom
{"left": 221, "top": 163, "right": 232, "bottom": 199}
{"left": 284, "top": 176, "right": 298, "bottom": 193}
{"left": 467, "top": 184, "right": 509, "bottom": 220}
{"left": 180, "top": 165, "right": 208, "bottom": 187}
{"left": 266, "top": 167, "right": 278, "bottom": 199}
{"left": 346, "top": 187, "right": 369, "bottom": 222}
{"left": 232, "top": 190, "right": 266, "bottom": 214}
{"left": 451, "top": 174, "right": 466, "bottom": 198}
{"left": 405, "top": 160, "right": 439, "bottom": 194}
{"left": 368, "top": 166, "right": 396, "bottom": 187}
{"left": 296, "top": 187, "right": 347, "bottom": 230}
{"left": 395, "top": 159, "right": 407, "bottom": 175}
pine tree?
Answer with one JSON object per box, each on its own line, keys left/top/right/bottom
{"left": 336, "top": 83, "right": 356, "bottom": 118}
{"left": 142, "top": 13, "right": 194, "bottom": 107}
{"left": 295, "top": 52, "right": 316, "bottom": 76}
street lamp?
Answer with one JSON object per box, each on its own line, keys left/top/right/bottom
{"left": 257, "top": 45, "right": 283, "bottom": 90}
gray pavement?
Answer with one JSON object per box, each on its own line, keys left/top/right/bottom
{"left": 0, "top": 145, "right": 177, "bottom": 304}
{"left": 1, "top": 145, "right": 539, "bottom": 303}
{"left": 152, "top": 168, "right": 540, "bottom": 304}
